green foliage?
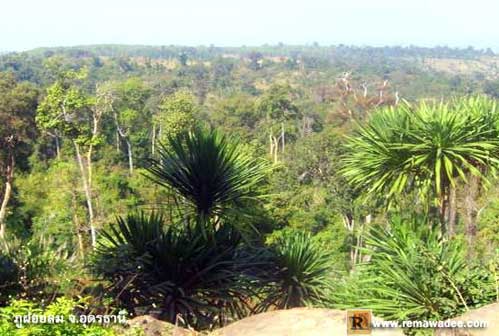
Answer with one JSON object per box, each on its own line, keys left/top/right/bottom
{"left": 148, "top": 128, "right": 271, "bottom": 220}
{"left": 0, "top": 236, "right": 76, "bottom": 304}
{"left": 36, "top": 69, "right": 95, "bottom": 144}
{"left": 108, "top": 78, "right": 152, "bottom": 156}
{"left": 14, "top": 160, "right": 81, "bottom": 245}
{"left": 331, "top": 215, "right": 497, "bottom": 323}
{"left": 0, "top": 297, "right": 116, "bottom": 336}
{"left": 257, "top": 84, "right": 300, "bottom": 122}
{"left": 0, "top": 72, "right": 39, "bottom": 155}
{"left": 207, "top": 93, "right": 257, "bottom": 139}
{"left": 92, "top": 212, "right": 259, "bottom": 329}
{"left": 342, "top": 97, "right": 499, "bottom": 207}
{"left": 257, "top": 230, "right": 334, "bottom": 310}
{"left": 157, "top": 90, "right": 199, "bottom": 141}
{"left": 2, "top": 45, "right": 499, "bottom": 335}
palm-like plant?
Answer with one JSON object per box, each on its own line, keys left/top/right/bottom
{"left": 93, "top": 129, "right": 273, "bottom": 329}
{"left": 331, "top": 215, "right": 496, "bottom": 322}
{"left": 341, "top": 103, "right": 413, "bottom": 200}
{"left": 147, "top": 128, "right": 271, "bottom": 220}
{"left": 342, "top": 97, "right": 499, "bottom": 233}
{"left": 255, "top": 230, "right": 334, "bottom": 311}
{"left": 93, "top": 212, "right": 261, "bottom": 329}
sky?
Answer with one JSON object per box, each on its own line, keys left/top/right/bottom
{"left": 1, "top": 0, "right": 498, "bottom": 52}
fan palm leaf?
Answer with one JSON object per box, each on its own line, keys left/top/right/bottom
{"left": 147, "top": 129, "right": 271, "bottom": 219}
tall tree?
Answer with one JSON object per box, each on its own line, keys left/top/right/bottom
{"left": 106, "top": 78, "right": 151, "bottom": 174}
{"left": 156, "top": 90, "right": 199, "bottom": 146}
{"left": 36, "top": 68, "right": 105, "bottom": 248}
{"left": 257, "top": 84, "right": 300, "bottom": 162}
{"left": 0, "top": 73, "right": 38, "bottom": 238}
{"left": 342, "top": 99, "right": 499, "bottom": 236}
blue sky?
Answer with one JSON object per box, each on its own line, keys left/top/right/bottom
{"left": 1, "top": 0, "right": 498, "bottom": 52}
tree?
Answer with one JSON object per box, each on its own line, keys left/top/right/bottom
{"left": 342, "top": 99, "right": 499, "bottom": 236}
{"left": 332, "top": 215, "right": 496, "bottom": 325}
{"left": 0, "top": 73, "right": 38, "bottom": 238}
{"left": 257, "top": 84, "right": 301, "bottom": 162}
{"left": 456, "top": 96, "right": 499, "bottom": 244}
{"left": 148, "top": 128, "right": 270, "bottom": 225}
{"left": 106, "top": 78, "right": 151, "bottom": 174}
{"left": 155, "top": 90, "right": 199, "bottom": 147}
{"left": 93, "top": 129, "right": 272, "bottom": 328}
{"left": 36, "top": 68, "right": 105, "bottom": 248}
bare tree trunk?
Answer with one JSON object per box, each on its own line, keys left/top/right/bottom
{"left": 116, "top": 130, "right": 120, "bottom": 153}
{"left": 272, "top": 136, "right": 279, "bottom": 163}
{"left": 126, "top": 140, "right": 133, "bottom": 175}
{"left": 0, "top": 152, "right": 14, "bottom": 239}
{"left": 448, "top": 185, "right": 457, "bottom": 236}
{"left": 74, "top": 141, "right": 96, "bottom": 248}
{"left": 361, "top": 214, "right": 372, "bottom": 262}
{"left": 151, "top": 123, "right": 156, "bottom": 155}
{"left": 114, "top": 112, "right": 133, "bottom": 174}
{"left": 439, "top": 190, "right": 448, "bottom": 234}
{"left": 269, "top": 132, "right": 273, "bottom": 157}
{"left": 342, "top": 214, "right": 358, "bottom": 271}
{"left": 72, "top": 190, "right": 85, "bottom": 259}
{"left": 281, "top": 123, "right": 285, "bottom": 153}
{"left": 465, "top": 174, "right": 479, "bottom": 244}
{"left": 55, "top": 135, "right": 61, "bottom": 159}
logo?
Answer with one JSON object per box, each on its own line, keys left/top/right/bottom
{"left": 347, "top": 310, "right": 372, "bottom": 335}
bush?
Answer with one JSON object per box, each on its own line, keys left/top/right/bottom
{"left": 256, "top": 230, "right": 335, "bottom": 311}
{"left": 91, "top": 212, "right": 261, "bottom": 330}
{"left": 331, "top": 215, "right": 497, "bottom": 323}
{"left": 0, "top": 236, "right": 76, "bottom": 304}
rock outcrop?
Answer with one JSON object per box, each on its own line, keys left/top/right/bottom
{"left": 212, "top": 308, "right": 404, "bottom": 336}
{"left": 124, "top": 315, "right": 197, "bottom": 336}
{"left": 435, "top": 303, "right": 499, "bottom": 336}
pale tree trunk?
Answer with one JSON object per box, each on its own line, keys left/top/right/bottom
{"left": 126, "top": 140, "right": 133, "bottom": 175}
{"left": 151, "top": 123, "right": 156, "bottom": 155}
{"left": 273, "top": 136, "right": 278, "bottom": 163}
{"left": 87, "top": 143, "right": 95, "bottom": 243}
{"left": 116, "top": 130, "right": 120, "bottom": 153}
{"left": 439, "top": 190, "right": 448, "bottom": 233}
{"left": 72, "top": 190, "right": 85, "bottom": 259}
{"left": 342, "top": 214, "right": 358, "bottom": 271}
{"left": 0, "top": 151, "right": 14, "bottom": 239}
{"left": 361, "top": 214, "right": 372, "bottom": 263}
{"left": 447, "top": 185, "right": 457, "bottom": 236}
{"left": 74, "top": 141, "right": 96, "bottom": 248}
{"left": 54, "top": 135, "right": 61, "bottom": 159}
{"left": 465, "top": 174, "right": 479, "bottom": 245}
{"left": 269, "top": 132, "right": 273, "bottom": 157}
{"left": 114, "top": 112, "right": 133, "bottom": 174}
{"left": 79, "top": 91, "right": 105, "bottom": 249}
{"left": 281, "top": 123, "right": 285, "bottom": 153}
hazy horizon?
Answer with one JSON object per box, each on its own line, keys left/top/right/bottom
{"left": 2, "top": 0, "right": 499, "bottom": 53}
{"left": 2, "top": 42, "right": 498, "bottom": 54}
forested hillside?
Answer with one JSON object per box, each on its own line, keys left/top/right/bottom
{"left": 0, "top": 45, "right": 498, "bottom": 335}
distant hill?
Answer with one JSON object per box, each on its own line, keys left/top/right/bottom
{"left": 13, "top": 44, "right": 495, "bottom": 60}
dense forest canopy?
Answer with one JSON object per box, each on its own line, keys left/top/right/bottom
{"left": 0, "top": 44, "right": 498, "bottom": 335}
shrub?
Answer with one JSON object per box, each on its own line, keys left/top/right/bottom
{"left": 0, "top": 236, "right": 76, "bottom": 304}
{"left": 331, "top": 215, "right": 497, "bottom": 322}
{"left": 256, "top": 230, "right": 335, "bottom": 311}
{"left": 91, "top": 212, "right": 261, "bottom": 330}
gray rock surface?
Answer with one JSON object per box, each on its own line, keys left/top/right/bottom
{"left": 212, "top": 308, "right": 404, "bottom": 336}
{"left": 125, "top": 315, "right": 197, "bottom": 336}
{"left": 435, "top": 303, "right": 499, "bottom": 336}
